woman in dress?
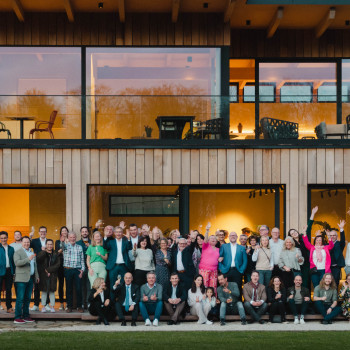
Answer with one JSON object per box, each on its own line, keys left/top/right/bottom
{"left": 192, "top": 233, "right": 204, "bottom": 273}
{"left": 339, "top": 273, "right": 350, "bottom": 322}
{"left": 155, "top": 238, "right": 172, "bottom": 287}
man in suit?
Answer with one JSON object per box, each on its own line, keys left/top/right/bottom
{"left": 0, "top": 231, "right": 15, "bottom": 313}
{"left": 13, "top": 236, "right": 39, "bottom": 324}
{"left": 77, "top": 226, "right": 91, "bottom": 309}
{"left": 243, "top": 271, "right": 268, "bottom": 324}
{"left": 114, "top": 272, "right": 140, "bottom": 326}
{"left": 126, "top": 223, "right": 140, "bottom": 272}
{"left": 163, "top": 272, "right": 187, "bottom": 325}
{"left": 104, "top": 226, "right": 131, "bottom": 296}
{"left": 30, "top": 226, "right": 47, "bottom": 311}
{"left": 329, "top": 220, "right": 346, "bottom": 287}
{"left": 171, "top": 236, "right": 196, "bottom": 292}
{"left": 218, "top": 231, "right": 247, "bottom": 293}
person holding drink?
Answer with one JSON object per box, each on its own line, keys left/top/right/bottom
{"left": 55, "top": 226, "right": 68, "bottom": 310}
{"left": 86, "top": 231, "right": 108, "bottom": 287}
{"left": 339, "top": 273, "right": 350, "bottom": 322}
{"left": 267, "top": 276, "right": 288, "bottom": 323}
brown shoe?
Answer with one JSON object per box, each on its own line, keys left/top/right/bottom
{"left": 66, "top": 308, "right": 72, "bottom": 313}
{"left": 77, "top": 307, "right": 84, "bottom": 313}
{"left": 7, "top": 308, "right": 14, "bottom": 313}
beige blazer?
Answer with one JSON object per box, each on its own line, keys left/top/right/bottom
{"left": 14, "top": 248, "right": 39, "bottom": 283}
{"left": 243, "top": 282, "right": 267, "bottom": 303}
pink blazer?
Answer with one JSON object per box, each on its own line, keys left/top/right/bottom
{"left": 302, "top": 235, "right": 334, "bottom": 273}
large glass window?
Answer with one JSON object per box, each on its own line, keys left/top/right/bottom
{"left": 229, "top": 59, "right": 256, "bottom": 139}
{"left": 0, "top": 47, "right": 81, "bottom": 139}
{"left": 86, "top": 48, "right": 221, "bottom": 139}
{"left": 342, "top": 60, "right": 350, "bottom": 124}
{"left": 259, "top": 62, "right": 337, "bottom": 138}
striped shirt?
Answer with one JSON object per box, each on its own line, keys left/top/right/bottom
{"left": 63, "top": 242, "right": 85, "bottom": 270}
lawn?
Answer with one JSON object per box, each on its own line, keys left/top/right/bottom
{"left": 0, "top": 331, "right": 348, "bottom": 350}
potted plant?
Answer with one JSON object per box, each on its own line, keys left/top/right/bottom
{"left": 144, "top": 125, "right": 153, "bottom": 138}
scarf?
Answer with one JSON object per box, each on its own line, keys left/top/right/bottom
{"left": 250, "top": 282, "right": 259, "bottom": 301}
{"left": 314, "top": 245, "right": 324, "bottom": 262}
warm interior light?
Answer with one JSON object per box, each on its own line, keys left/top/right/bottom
{"left": 98, "top": 2, "right": 103, "bottom": 9}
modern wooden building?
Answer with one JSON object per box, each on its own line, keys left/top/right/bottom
{"left": 1, "top": 0, "right": 350, "bottom": 241}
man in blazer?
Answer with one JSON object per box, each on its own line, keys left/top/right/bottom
{"left": 243, "top": 271, "right": 268, "bottom": 324}
{"left": 0, "top": 231, "right": 15, "bottom": 312}
{"left": 171, "top": 236, "right": 196, "bottom": 292}
{"left": 30, "top": 226, "right": 47, "bottom": 310}
{"left": 219, "top": 231, "right": 247, "bottom": 292}
{"left": 13, "top": 236, "right": 39, "bottom": 324}
{"left": 104, "top": 226, "right": 131, "bottom": 295}
{"left": 114, "top": 272, "right": 140, "bottom": 326}
{"left": 163, "top": 272, "right": 187, "bottom": 325}
{"left": 329, "top": 220, "right": 346, "bottom": 287}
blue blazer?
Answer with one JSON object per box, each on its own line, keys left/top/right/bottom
{"left": 30, "top": 238, "right": 46, "bottom": 255}
{"left": 104, "top": 237, "right": 131, "bottom": 271}
{"left": 219, "top": 243, "right": 247, "bottom": 274}
{"left": 0, "top": 244, "right": 15, "bottom": 276}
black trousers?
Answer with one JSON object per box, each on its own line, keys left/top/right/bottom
{"left": 226, "top": 267, "right": 243, "bottom": 298}
{"left": 89, "top": 302, "right": 115, "bottom": 321}
{"left": 133, "top": 270, "right": 149, "bottom": 288}
{"left": 269, "top": 302, "right": 286, "bottom": 322}
{"left": 57, "top": 264, "right": 65, "bottom": 304}
{"left": 331, "top": 266, "right": 341, "bottom": 288}
{"left": 0, "top": 268, "right": 13, "bottom": 309}
{"left": 115, "top": 301, "right": 139, "bottom": 321}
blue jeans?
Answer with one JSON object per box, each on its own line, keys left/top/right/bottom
{"left": 288, "top": 299, "right": 310, "bottom": 317}
{"left": 15, "top": 277, "right": 34, "bottom": 320}
{"left": 314, "top": 301, "right": 342, "bottom": 321}
{"left": 139, "top": 301, "right": 163, "bottom": 321}
{"left": 257, "top": 270, "right": 272, "bottom": 287}
{"left": 311, "top": 269, "right": 325, "bottom": 288}
{"left": 220, "top": 301, "right": 246, "bottom": 321}
{"left": 64, "top": 268, "right": 82, "bottom": 309}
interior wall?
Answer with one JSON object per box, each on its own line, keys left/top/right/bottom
{"left": 189, "top": 190, "right": 276, "bottom": 239}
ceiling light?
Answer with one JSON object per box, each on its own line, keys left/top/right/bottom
{"left": 98, "top": 2, "right": 103, "bottom": 8}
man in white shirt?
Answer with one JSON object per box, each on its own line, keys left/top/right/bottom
{"left": 269, "top": 227, "right": 284, "bottom": 278}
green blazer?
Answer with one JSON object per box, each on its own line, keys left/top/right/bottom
{"left": 14, "top": 248, "right": 39, "bottom": 283}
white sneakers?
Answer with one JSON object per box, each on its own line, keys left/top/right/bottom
{"left": 50, "top": 307, "right": 55, "bottom": 313}
{"left": 30, "top": 305, "right": 39, "bottom": 311}
{"left": 144, "top": 319, "right": 159, "bottom": 326}
{"left": 294, "top": 317, "right": 299, "bottom": 324}
{"left": 300, "top": 317, "right": 305, "bottom": 325}
{"left": 205, "top": 320, "right": 213, "bottom": 325}
{"left": 294, "top": 316, "right": 305, "bottom": 325}
{"left": 41, "top": 307, "right": 46, "bottom": 313}
{"left": 45, "top": 304, "right": 51, "bottom": 311}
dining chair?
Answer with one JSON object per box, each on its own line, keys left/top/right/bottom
{"left": 29, "top": 110, "right": 58, "bottom": 139}
{"left": 0, "top": 121, "right": 11, "bottom": 139}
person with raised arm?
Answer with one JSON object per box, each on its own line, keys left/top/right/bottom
{"left": 198, "top": 223, "right": 220, "bottom": 294}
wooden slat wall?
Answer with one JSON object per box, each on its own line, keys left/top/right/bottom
{"left": 231, "top": 29, "right": 350, "bottom": 57}
{"left": 1, "top": 147, "right": 350, "bottom": 233}
{"left": 0, "top": 12, "right": 230, "bottom": 46}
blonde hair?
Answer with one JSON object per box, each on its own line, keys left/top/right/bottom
{"left": 92, "top": 231, "right": 103, "bottom": 247}
{"left": 92, "top": 277, "right": 105, "bottom": 290}
{"left": 151, "top": 227, "right": 164, "bottom": 241}
{"left": 283, "top": 236, "right": 295, "bottom": 250}
{"left": 260, "top": 236, "right": 270, "bottom": 248}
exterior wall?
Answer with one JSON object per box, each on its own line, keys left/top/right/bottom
{"left": 231, "top": 29, "right": 350, "bottom": 58}
{"left": 1, "top": 147, "right": 349, "bottom": 234}
{"left": 0, "top": 12, "right": 230, "bottom": 46}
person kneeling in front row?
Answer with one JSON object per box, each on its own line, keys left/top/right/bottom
{"left": 243, "top": 270, "right": 268, "bottom": 324}
{"left": 217, "top": 273, "right": 246, "bottom": 325}
{"left": 114, "top": 272, "right": 140, "bottom": 326}
{"left": 139, "top": 271, "right": 163, "bottom": 326}
{"left": 313, "top": 273, "right": 342, "bottom": 325}
{"left": 287, "top": 275, "right": 310, "bottom": 324}
{"left": 88, "top": 277, "right": 115, "bottom": 325}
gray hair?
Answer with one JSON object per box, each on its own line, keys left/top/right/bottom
{"left": 68, "top": 232, "right": 76, "bottom": 237}
{"left": 146, "top": 271, "right": 156, "bottom": 278}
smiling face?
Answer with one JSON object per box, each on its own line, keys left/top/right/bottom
{"left": 285, "top": 239, "right": 292, "bottom": 250}
{"left": 216, "top": 231, "right": 226, "bottom": 242}
{"left": 0, "top": 234, "right": 8, "bottom": 246}
{"left": 178, "top": 238, "right": 187, "bottom": 251}
{"left": 229, "top": 232, "right": 238, "bottom": 244}
{"left": 46, "top": 240, "right": 53, "bottom": 252}
{"left": 39, "top": 227, "right": 47, "bottom": 239}
{"left": 324, "top": 274, "right": 332, "bottom": 286}
{"left": 208, "top": 235, "right": 217, "bottom": 247}
{"left": 60, "top": 227, "right": 68, "bottom": 238}
{"left": 251, "top": 272, "right": 259, "bottom": 284}
{"left": 170, "top": 274, "right": 179, "bottom": 287}
{"left": 329, "top": 230, "right": 338, "bottom": 243}
{"left": 115, "top": 228, "right": 123, "bottom": 240}
{"left": 294, "top": 275, "right": 302, "bottom": 288}
{"left": 68, "top": 233, "right": 76, "bottom": 244}
{"left": 22, "top": 237, "right": 30, "bottom": 250}
{"left": 195, "top": 276, "right": 203, "bottom": 288}
{"left": 140, "top": 239, "right": 147, "bottom": 249}
{"left": 218, "top": 274, "right": 227, "bottom": 287}
{"left": 271, "top": 228, "right": 280, "bottom": 240}
{"left": 273, "top": 277, "right": 281, "bottom": 288}
{"left": 80, "top": 227, "right": 89, "bottom": 239}
{"left": 315, "top": 236, "right": 323, "bottom": 246}
{"left": 160, "top": 239, "right": 167, "bottom": 250}
{"left": 289, "top": 229, "right": 299, "bottom": 238}
{"left": 14, "top": 231, "right": 22, "bottom": 242}
{"left": 196, "top": 235, "right": 204, "bottom": 246}
{"left": 124, "top": 272, "right": 133, "bottom": 285}
{"left": 250, "top": 238, "right": 257, "bottom": 247}
{"left": 239, "top": 235, "right": 247, "bottom": 246}
{"left": 259, "top": 226, "right": 269, "bottom": 237}
{"left": 129, "top": 225, "right": 138, "bottom": 238}
{"left": 147, "top": 273, "right": 156, "bottom": 286}
{"left": 261, "top": 236, "right": 269, "bottom": 248}
{"left": 93, "top": 232, "right": 102, "bottom": 244}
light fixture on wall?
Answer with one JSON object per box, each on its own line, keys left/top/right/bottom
{"left": 264, "top": 189, "right": 268, "bottom": 195}
{"left": 98, "top": 2, "right": 104, "bottom": 8}
{"left": 259, "top": 189, "right": 262, "bottom": 196}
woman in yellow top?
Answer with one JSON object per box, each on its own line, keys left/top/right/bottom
{"left": 86, "top": 231, "right": 108, "bottom": 287}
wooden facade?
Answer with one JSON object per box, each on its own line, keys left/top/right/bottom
{"left": 0, "top": 147, "right": 349, "bottom": 234}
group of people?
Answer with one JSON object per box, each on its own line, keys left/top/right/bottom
{"left": 1, "top": 205, "right": 350, "bottom": 326}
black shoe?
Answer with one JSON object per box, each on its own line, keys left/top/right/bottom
{"left": 322, "top": 320, "right": 328, "bottom": 325}
{"left": 241, "top": 319, "right": 247, "bottom": 325}
{"left": 174, "top": 321, "right": 180, "bottom": 325}
{"left": 131, "top": 321, "right": 137, "bottom": 326}
{"left": 328, "top": 320, "right": 332, "bottom": 324}
{"left": 103, "top": 317, "right": 110, "bottom": 326}
{"left": 95, "top": 317, "right": 102, "bottom": 325}
{"left": 220, "top": 319, "right": 226, "bottom": 326}
{"left": 248, "top": 320, "right": 255, "bottom": 324}
{"left": 167, "top": 320, "right": 174, "bottom": 325}
{"left": 259, "top": 319, "right": 265, "bottom": 324}
{"left": 121, "top": 320, "right": 127, "bottom": 326}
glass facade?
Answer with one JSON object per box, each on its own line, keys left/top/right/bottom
{"left": 0, "top": 47, "right": 81, "bottom": 139}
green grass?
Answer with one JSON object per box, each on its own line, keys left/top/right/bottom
{"left": 0, "top": 331, "right": 349, "bottom": 350}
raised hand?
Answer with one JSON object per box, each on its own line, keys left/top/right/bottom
{"left": 119, "top": 221, "right": 126, "bottom": 230}
{"left": 206, "top": 222, "right": 211, "bottom": 231}
{"left": 338, "top": 220, "right": 346, "bottom": 230}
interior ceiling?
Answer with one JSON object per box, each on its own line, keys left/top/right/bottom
{"left": 1, "top": 0, "right": 350, "bottom": 29}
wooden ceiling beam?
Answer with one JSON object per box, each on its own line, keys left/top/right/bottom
{"left": 63, "top": 0, "right": 74, "bottom": 22}
{"left": 172, "top": 0, "right": 180, "bottom": 23}
{"left": 315, "top": 7, "right": 336, "bottom": 38}
{"left": 11, "top": 0, "right": 25, "bottom": 22}
{"left": 266, "top": 6, "right": 284, "bottom": 38}
{"left": 118, "top": 0, "right": 125, "bottom": 23}
{"left": 224, "top": 0, "right": 236, "bottom": 23}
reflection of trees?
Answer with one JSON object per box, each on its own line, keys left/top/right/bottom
{"left": 92, "top": 84, "right": 209, "bottom": 138}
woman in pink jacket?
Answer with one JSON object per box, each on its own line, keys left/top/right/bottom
{"left": 302, "top": 230, "right": 334, "bottom": 288}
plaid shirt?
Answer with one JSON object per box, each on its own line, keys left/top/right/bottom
{"left": 63, "top": 242, "right": 85, "bottom": 271}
